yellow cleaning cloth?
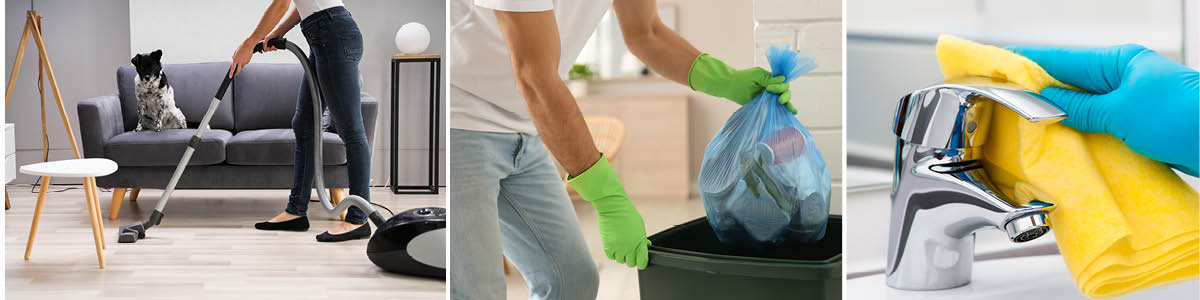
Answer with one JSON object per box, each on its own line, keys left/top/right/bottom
{"left": 935, "top": 35, "right": 1199, "bottom": 298}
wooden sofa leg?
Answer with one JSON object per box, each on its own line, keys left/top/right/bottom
{"left": 5, "top": 188, "right": 10, "bottom": 210}
{"left": 128, "top": 188, "right": 140, "bottom": 202}
{"left": 108, "top": 188, "right": 127, "bottom": 220}
{"left": 329, "top": 188, "right": 347, "bottom": 221}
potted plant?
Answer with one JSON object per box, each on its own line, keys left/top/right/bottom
{"left": 567, "top": 63, "right": 597, "bottom": 96}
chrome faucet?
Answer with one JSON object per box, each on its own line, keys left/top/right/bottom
{"left": 886, "top": 77, "right": 1063, "bottom": 290}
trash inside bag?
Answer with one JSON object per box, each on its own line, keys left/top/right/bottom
{"left": 698, "top": 45, "right": 831, "bottom": 248}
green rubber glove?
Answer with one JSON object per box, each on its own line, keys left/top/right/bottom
{"left": 688, "top": 53, "right": 796, "bottom": 114}
{"left": 567, "top": 154, "right": 651, "bottom": 270}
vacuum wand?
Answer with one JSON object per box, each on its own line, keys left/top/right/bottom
{"left": 118, "top": 68, "right": 234, "bottom": 243}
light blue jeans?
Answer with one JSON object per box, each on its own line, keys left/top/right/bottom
{"left": 450, "top": 129, "right": 599, "bottom": 300}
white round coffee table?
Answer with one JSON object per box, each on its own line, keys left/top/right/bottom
{"left": 19, "top": 158, "right": 117, "bottom": 268}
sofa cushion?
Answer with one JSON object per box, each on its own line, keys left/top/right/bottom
{"left": 118, "top": 62, "right": 235, "bottom": 131}
{"left": 226, "top": 129, "right": 346, "bottom": 166}
{"left": 233, "top": 64, "right": 304, "bottom": 131}
{"left": 105, "top": 129, "right": 232, "bottom": 166}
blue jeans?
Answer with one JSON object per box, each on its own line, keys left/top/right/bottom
{"left": 449, "top": 129, "right": 600, "bottom": 300}
{"left": 286, "top": 6, "right": 370, "bottom": 224}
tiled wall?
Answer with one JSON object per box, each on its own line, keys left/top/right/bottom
{"left": 754, "top": 0, "right": 844, "bottom": 214}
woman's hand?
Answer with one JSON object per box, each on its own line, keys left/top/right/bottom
{"left": 229, "top": 39, "right": 258, "bottom": 78}
{"left": 262, "top": 31, "right": 285, "bottom": 52}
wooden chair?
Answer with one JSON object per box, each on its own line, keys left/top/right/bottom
{"left": 586, "top": 116, "right": 627, "bottom": 159}
{"left": 564, "top": 116, "right": 626, "bottom": 193}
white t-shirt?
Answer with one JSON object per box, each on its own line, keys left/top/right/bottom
{"left": 294, "top": 0, "right": 345, "bottom": 19}
{"left": 450, "top": 0, "right": 613, "bottom": 134}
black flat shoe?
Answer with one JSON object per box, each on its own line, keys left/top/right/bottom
{"left": 316, "top": 223, "right": 371, "bottom": 242}
{"left": 255, "top": 216, "right": 310, "bottom": 231}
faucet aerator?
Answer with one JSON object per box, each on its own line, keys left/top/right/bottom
{"left": 1014, "top": 226, "right": 1049, "bottom": 243}
{"left": 1005, "top": 212, "right": 1051, "bottom": 243}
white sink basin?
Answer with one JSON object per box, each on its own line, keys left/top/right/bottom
{"left": 846, "top": 255, "right": 1199, "bottom": 299}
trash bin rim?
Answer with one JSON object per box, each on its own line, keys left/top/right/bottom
{"left": 644, "top": 216, "right": 842, "bottom": 280}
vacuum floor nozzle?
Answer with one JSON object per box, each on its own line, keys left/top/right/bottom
{"left": 118, "top": 223, "right": 146, "bottom": 243}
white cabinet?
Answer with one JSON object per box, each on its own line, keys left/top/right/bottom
{"left": 574, "top": 81, "right": 691, "bottom": 200}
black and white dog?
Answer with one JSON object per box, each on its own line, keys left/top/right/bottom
{"left": 131, "top": 50, "right": 187, "bottom": 131}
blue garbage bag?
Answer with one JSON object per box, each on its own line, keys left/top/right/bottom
{"left": 698, "top": 45, "right": 831, "bottom": 248}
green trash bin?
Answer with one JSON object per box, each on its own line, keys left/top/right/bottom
{"left": 638, "top": 216, "right": 841, "bottom": 300}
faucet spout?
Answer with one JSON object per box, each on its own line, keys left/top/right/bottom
{"left": 886, "top": 143, "right": 1054, "bottom": 290}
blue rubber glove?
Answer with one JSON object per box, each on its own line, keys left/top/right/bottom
{"left": 1007, "top": 44, "right": 1199, "bottom": 176}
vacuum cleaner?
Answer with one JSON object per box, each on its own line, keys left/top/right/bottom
{"left": 117, "top": 38, "right": 446, "bottom": 279}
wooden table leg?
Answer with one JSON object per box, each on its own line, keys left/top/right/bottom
{"left": 108, "top": 187, "right": 126, "bottom": 220}
{"left": 83, "top": 177, "right": 105, "bottom": 268}
{"left": 128, "top": 188, "right": 140, "bottom": 202}
{"left": 86, "top": 178, "right": 106, "bottom": 249}
{"left": 24, "top": 176, "right": 51, "bottom": 260}
{"left": 330, "top": 188, "right": 347, "bottom": 221}
{"left": 83, "top": 178, "right": 103, "bottom": 249}
{"left": 340, "top": 189, "right": 348, "bottom": 221}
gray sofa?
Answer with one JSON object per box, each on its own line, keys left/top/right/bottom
{"left": 77, "top": 62, "right": 376, "bottom": 215}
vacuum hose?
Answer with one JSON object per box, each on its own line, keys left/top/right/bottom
{"left": 256, "top": 38, "right": 387, "bottom": 227}
{"left": 118, "top": 38, "right": 384, "bottom": 244}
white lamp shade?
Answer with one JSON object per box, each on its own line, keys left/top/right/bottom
{"left": 395, "top": 22, "right": 431, "bottom": 55}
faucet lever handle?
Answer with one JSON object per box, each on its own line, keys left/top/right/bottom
{"left": 893, "top": 77, "right": 1066, "bottom": 149}
{"left": 946, "top": 77, "right": 1066, "bottom": 123}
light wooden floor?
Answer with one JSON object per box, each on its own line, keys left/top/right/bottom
{"left": 5, "top": 185, "right": 446, "bottom": 299}
{"left": 505, "top": 197, "right": 706, "bottom": 300}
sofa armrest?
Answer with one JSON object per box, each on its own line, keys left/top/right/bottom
{"left": 360, "top": 93, "right": 379, "bottom": 148}
{"left": 77, "top": 94, "right": 124, "bottom": 158}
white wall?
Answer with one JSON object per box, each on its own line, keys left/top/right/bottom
{"left": 352, "top": 0, "right": 447, "bottom": 188}
{"left": 846, "top": 0, "right": 1183, "bottom": 51}
{"left": 651, "top": 0, "right": 755, "bottom": 197}
{"left": 1187, "top": 0, "right": 1198, "bottom": 69}
{"left": 128, "top": 1, "right": 309, "bottom": 64}
{"left": 128, "top": 0, "right": 447, "bottom": 187}
{"left": 5, "top": 0, "right": 132, "bottom": 183}
{"left": 753, "top": 0, "right": 844, "bottom": 214}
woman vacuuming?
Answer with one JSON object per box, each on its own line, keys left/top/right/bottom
{"left": 230, "top": 0, "right": 372, "bottom": 242}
